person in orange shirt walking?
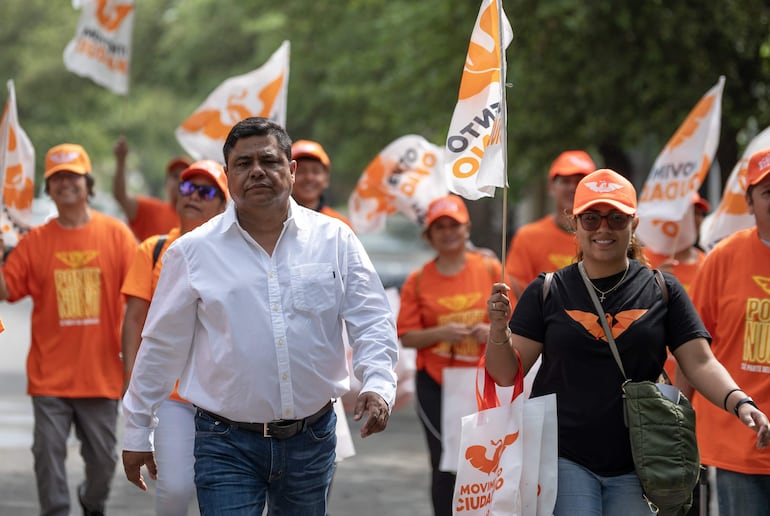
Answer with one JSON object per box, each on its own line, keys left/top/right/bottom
{"left": 290, "top": 139, "right": 352, "bottom": 228}
{"left": 0, "top": 144, "right": 137, "bottom": 516}
{"left": 504, "top": 150, "right": 596, "bottom": 292}
{"left": 113, "top": 136, "right": 191, "bottom": 241}
{"left": 689, "top": 148, "right": 770, "bottom": 515}
{"left": 121, "top": 160, "right": 228, "bottom": 516}
{"left": 398, "top": 194, "right": 506, "bottom": 516}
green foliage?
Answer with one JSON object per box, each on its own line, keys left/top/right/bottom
{"left": 2, "top": 0, "right": 769, "bottom": 210}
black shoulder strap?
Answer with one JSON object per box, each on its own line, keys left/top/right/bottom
{"left": 653, "top": 269, "right": 669, "bottom": 305}
{"left": 542, "top": 272, "right": 554, "bottom": 304}
{"left": 152, "top": 235, "right": 168, "bottom": 268}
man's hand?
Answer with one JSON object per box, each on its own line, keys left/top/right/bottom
{"left": 353, "top": 391, "right": 390, "bottom": 438}
{"left": 122, "top": 450, "right": 157, "bottom": 491}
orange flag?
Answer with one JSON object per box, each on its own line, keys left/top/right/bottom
{"left": 63, "top": 0, "right": 135, "bottom": 95}
{"left": 0, "top": 80, "right": 35, "bottom": 247}
{"left": 444, "top": 0, "right": 512, "bottom": 200}
{"left": 175, "top": 41, "right": 290, "bottom": 163}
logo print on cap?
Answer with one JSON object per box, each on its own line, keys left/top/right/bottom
{"left": 50, "top": 151, "right": 79, "bottom": 164}
{"left": 757, "top": 155, "right": 770, "bottom": 174}
{"left": 585, "top": 180, "right": 623, "bottom": 193}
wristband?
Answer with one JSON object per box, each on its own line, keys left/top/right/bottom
{"left": 722, "top": 388, "right": 743, "bottom": 411}
{"left": 488, "top": 328, "right": 512, "bottom": 346}
{"left": 733, "top": 397, "right": 758, "bottom": 417}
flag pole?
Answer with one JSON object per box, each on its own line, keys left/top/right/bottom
{"left": 497, "top": 0, "right": 509, "bottom": 283}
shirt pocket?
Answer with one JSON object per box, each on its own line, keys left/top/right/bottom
{"left": 290, "top": 263, "right": 338, "bottom": 313}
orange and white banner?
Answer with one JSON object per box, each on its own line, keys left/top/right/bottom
{"left": 176, "top": 41, "right": 290, "bottom": 163}
{"left": 636, "top": 76, "right": 724, "bottom": 255}
{"left": 63, "top": 0, "right": 135, "bottom": 95}
{"left": 348, "top": 135, "right": 447, "bottom": 233}
{"left": 699, "top": 126, "right": 770, "bottom": 252}
{"left": 0, "top": 80, "right": 35, "bottom": 247}
{"left": 445, "top": 0, "right": 512, "bottom": 201}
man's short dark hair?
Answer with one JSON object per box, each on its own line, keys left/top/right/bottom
{"left": 223, "top": 117, "right": 292, "bottom": 164}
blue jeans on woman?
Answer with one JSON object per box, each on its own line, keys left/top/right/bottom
{"left": 716, "top": 467, "right": 770, "bottom": 516}
{"left": 554, "top": 457, "right": 656, "bottom": 515}
{"left": 193, "top": 407, "right": 337, "bottom": 516}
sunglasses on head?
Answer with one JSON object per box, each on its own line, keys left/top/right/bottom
{"left": 178, "top": 181, "right": 219, "bottom": 200}
{"left": 577, "top": 211, "right": 632, "bottom": 231}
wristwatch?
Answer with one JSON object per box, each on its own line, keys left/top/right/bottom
{"left": 733, "top": 396, "right": 758, "bottom": 417}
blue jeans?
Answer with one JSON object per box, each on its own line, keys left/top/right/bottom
{"left": 554, "top": 458, "right": 656, "bottom": 515}
{"left": 716, "top": 467, "right": 770, "bottom": 516}
{"left": 193, "top": 407, "right": 336, "bottom": 516}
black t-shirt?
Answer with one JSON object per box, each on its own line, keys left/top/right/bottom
{"left": 509, "top": 260, "right": 710, "bottom": 476}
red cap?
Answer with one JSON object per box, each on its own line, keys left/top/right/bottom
{"left": 166, "top": 156, "right": 192, "bottom": 175}
{"left": 747, "top": 147, "right": 770, "bottom": 187}
{"left": 548, "top": 150, "right": 596, "bottom": 180}
{"left": 45, "top": 144, "right": 91, "bottom": 179}
{"left": 424, "top": 195, "right": 470, "bottom": 228}
{"left": 573, "top": 169, "right": 637, "bottom": 215}
{"left": 692, "top": 192, "right": 711, "bottom": 214}
{"left": 291, "top": 140, "right": 331, "bottom": 169}
{"left": 180, "top": 160, "right": 229, "bottom": 200}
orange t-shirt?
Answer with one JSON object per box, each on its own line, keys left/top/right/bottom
{"left": 505, "top": 215, "right": 577, "bottom": 292}
{"left": 121, "top": 228, "right": 186, "bottom": 402}
{"left": 644, "top": 247, "right": 706, "bottom": 379}
{"left": 690, "top": 227, "right": 770, "bottom": 474}
{"left": 129, "top": 196, "right": 179, "bottom": 242}
{"left": 2, "top": 211, "right": 137, "bottom": 398}
{"left": 321, "top": 205, "right": 353, "bottom": 229}
{"left": 397, "top": 252, "right": 503, "bottom": 384}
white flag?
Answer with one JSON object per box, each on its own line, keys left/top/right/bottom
{"left": 444, "top": 0, "right": 512, "bottom": 200}
{"left": 63, "top": 0, "right": 134, "bottom": 95}
{"left": 0, "top": 80, "right": 36, "bottom": 247}
{"left": 349, "top": 135, "right": 448, "bottom": 234}
{"left": 636, "top": 77, "right": 725, "bottom": 255}
{"left": 175, "top": 41, "right": 290, "bottom": 163}
{"left": 699, "top": 126, "right": 770, "bottom": 251}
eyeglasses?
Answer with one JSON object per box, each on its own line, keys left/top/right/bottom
{"left": 178, "top": 181, "right": 219, "bottom": 200}
{"left": 577, "top": 212, "right": 632, "bottom": 231}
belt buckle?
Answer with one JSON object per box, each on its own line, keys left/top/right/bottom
{"left": 263, "top": 423, "right": 272, "bottom": 438}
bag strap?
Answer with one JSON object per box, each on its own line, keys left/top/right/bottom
{"left": 577, "top": 261, "right": 628, "bottom": 380}
{"left": 542, "top": 271, "right": 554, "bottom": 303}
{"left": 476, "top": 352, "right": 524, "bottom": 411}
{"left": 152, "top": 235, "right": 168, "bottom": 268}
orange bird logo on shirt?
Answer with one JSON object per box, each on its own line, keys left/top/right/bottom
{"left": 566, "top": 309, "right": 649, "bottom": 341}
{"left": 464, "top": 431, "right": 519, "bottom": 474}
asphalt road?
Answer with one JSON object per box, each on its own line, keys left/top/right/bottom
{"left": 0, "top": 299, "right": 432, "bottom": 516}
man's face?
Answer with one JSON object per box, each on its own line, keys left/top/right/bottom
{"left": 47, "top": 171, "right": 88, "bottom": 208}
{"left": 748, "top": 176, "right": 770, "bottom": 235}
{"left": 292, "top": 159, "right": 329, "bottom": 208}
{"left": 550, "top": 174, "right": 585, "bottom": 215}
{"left": 224, "top": 135, "right": 295, "bottom": 210}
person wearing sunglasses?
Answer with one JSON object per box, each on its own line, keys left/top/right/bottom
{"left": 484, "top": 168, "right": 770, "bottom": 515}
{"left": 121, "top": 117, "right": 398, "bottom": 515}
{"left": 120, "top": 160, "right": 228, "bottom": 516}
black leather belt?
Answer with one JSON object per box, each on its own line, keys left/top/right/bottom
{"left": 196, "top": 401, "right": 333, "bottom": 440}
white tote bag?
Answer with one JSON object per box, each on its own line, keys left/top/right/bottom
{"left": 519, "top": 393, "right": 558, "bottom": 516}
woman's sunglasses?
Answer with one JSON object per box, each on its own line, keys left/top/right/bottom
{"left": 178, "top": 181, "right": 219, "bottom": 200}
{"left": 577, "top": 212, "right": 632, "bottom": 231}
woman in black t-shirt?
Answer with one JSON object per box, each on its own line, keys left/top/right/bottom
{"left": 485, "top": 169, "right": 770, "bottom": 515}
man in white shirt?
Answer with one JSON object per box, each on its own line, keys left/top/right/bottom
{"left": 121, "top": 117, "right": 399, "bottom": 515}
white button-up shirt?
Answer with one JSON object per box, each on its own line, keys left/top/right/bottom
{"left": 122, "top": 199, "right": 398, "bottom": 451}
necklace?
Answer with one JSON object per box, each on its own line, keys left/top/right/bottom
{"left": 587, "top": 262, "right": 629, "bottom": 302}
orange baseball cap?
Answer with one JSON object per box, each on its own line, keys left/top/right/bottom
{"left": 747, "top": 147, "right": 770, "bottom": 187}
{"left": 44, "top": 143, "right": 91, "bottom": 179}
{"left": 548, "top": 150, "right": 596, "bottom": 180}
{"left": 424, "top": 194, "right": 470, "bottom": 228}
{"left": 291, "top": 140, "right": 331, "bottom": 169}
{"left": 692, "top": 192, "right": 711, "bottom": 214}
{"left": 180, "top": 160, "right": 229, "bottom": 200}
{"left": 166, "top": 156, "right": 192, "bottom": 175}
{"left": 572, "top": 169, "right": 637, "bottom": 215}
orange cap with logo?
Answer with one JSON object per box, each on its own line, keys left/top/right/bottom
{"left": 291, "top": 140, "right": 331, "bottom": 169}
{"left": 548, "top": 150, "right": 596, "bottom": 180}
{"left": 424, "top": 194, "right": 470, "bottom": 228}
{"left": 572, "top": 169, "right": 637, "bottom": 215}
{"left": 44, "top": 143, "right": 91, "bottom": 179}
{"left": 747, "top": 147, "right": 770, "bottom": 187}
{"left": 180, "top": 160, "right": 229, "bottom": 200}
